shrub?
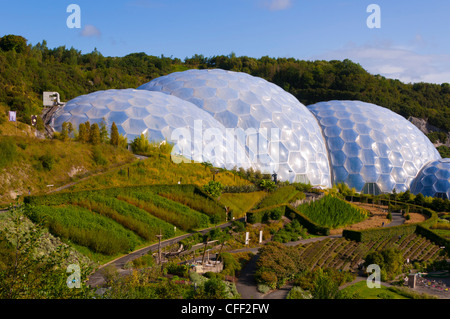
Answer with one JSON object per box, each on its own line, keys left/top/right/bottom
{"left": 166, "top": 263, "right": 189, "bottom": 278}
{"left": 131, "top": 133, "right": 151, "bottom": 154}
{"left": 287, "top": 286, "right": 312, "bottom": 299}
{"left": 202, "top": 180, "right": 223, "bottom": 198}
{"left": 257, "top": 284, "right": 271, "bottom": 294}
{"left": 387, "top": 212, "right": 392, "bottom": 221}
{"left": 39, "top": 153, "right": 55, "bottom": 171}
{"left": 218, "top": 252, "right": 241, "bottom": 277}
{"left": 272, "top": 219, "right": 307, "bottom": 243}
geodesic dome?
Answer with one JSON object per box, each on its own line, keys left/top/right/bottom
{"left": 51, "top": 89, "right": 250, "bottom": 169}
{"left": 307, "top": 100, "right": 442, "bottom": 194}
{"left": 411, "top": 158, "right": 450, "bottom": 199}
{"left": 138, "top": 69, "right": 332, "bottom": 187}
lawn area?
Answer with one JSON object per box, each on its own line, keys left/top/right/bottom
{"left": 341, "top": 281, "right": 408, "bottom": 299}
{"left": 219, "top": 191, "right": 267, "bottom": 218}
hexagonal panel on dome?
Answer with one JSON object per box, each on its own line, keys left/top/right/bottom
{"left": 411, "top": 158, "right": 450, "bottom": 199}
{"left": 51, "top": 89, "right": 247, "bottom": 169}
{"left": 138, "top": 69, "right": 332, "bottom": 187}
{"left": 308, "top": 100, "right": 441, "bottom": 193}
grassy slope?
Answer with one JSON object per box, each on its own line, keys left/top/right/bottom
{"left": 0, "top": 120, "right": 135, "bottom": 205}
{"left": 340, "top": 281, "right": 408, "bottom": 299}
{"left": 67, "top": 153, "right": 251, "bottom": 192}
{"left": 219, "top": 191, "right": 267, "bottom": 218}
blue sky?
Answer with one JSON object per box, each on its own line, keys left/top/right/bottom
{"left": 1, "top": 0, "right": 449, "bottom": 83}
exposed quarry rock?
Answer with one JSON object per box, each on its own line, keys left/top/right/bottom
{"left": 408, "top": 116, "right": 450, "bottom": 147}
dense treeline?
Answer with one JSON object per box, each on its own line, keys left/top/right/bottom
{"left": 1, "top": 34, "right": 449, "bottom": 134}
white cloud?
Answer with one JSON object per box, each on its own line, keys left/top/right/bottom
{"left": 314, "top": 41, "right": 450, "bottom": 84}
{"left": 262, "top": 0, "right": 292, "bottom": 11}
{"left": 80, "top": 25, "right": 101, "bottom": 38}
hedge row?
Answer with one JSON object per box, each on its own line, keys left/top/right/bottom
{"left": 246, "top": 204, "right": 330, "bottom": 236}
{"left": 285, "top": 205, "right": 330, "bottom": 236}
{"left": 416, "top": 225, "right": 450, "bottom": 256}
{"left": 246, "top": 205, "right": 286, "bottom": 224}
{"left": 342, "top": 207, "right": 439, "bottom": 242}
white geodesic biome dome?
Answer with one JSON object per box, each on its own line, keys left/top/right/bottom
{"left": 307, "top": 100, "right": 442, "bottom": 194}
{"left": 51, "top": 88, "right": 250, "bottom": 169}
{"left": 138, "top": 69, "right": 332, "bottom": 187}
{"left": 411, "top": 158, "right": 450, "bottom": 199}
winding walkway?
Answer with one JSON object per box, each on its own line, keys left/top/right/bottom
{"left": 236, "top": 212, "right": 406, "bottom": 299}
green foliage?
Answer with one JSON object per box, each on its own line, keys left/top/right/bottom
{"left": 272, "top": 219, "right": 308, "bottom": 243}
{"left": 219, "top": 191, "right": 267, "bottom": 218}
{"left": 89, "top": 123, "right": 101, "bottom": 145}
{"left": 0, "top": 136, "right": 18, "bottom": 168}
{"left": 343, "top": 206, "right": 438, "bottom": 242}
{"left": 426, "top": 131, "right": 447, "bottom": 144}
{"left": 259, "top": 179, "right": 276, "bottom": 192}
{"left": 202, "top": 180, "right": 224, "bottom": 198}
{"left": 0, "top": 34, "right": 27, "bottom": 53}
{"left": 25, "top": 204, "right": 142, "bottom": 255}
{"left": 437, "top": 145, "right": 450, "bottom": 158}
{"left": 92, "top": 146, "right": 108, "bottom": 166}
{"left": 38, "top": 153, "right": 55, "bottom": 171}
{"left": 78, "top": 123, "right": 89, "bottom": 143}
{"left": 250, "top": 205, "right": 330, "bottom": 235}
{"left": 110, "top": 122, "right": 119, "bottom": 146}
{"left": 246, "top": 205, "right": 286, "bottom": 224}
{"left": 293, "top": 268, "right": 356, "bottom": 299}
{"left": 364, "top": 247, "right": 404, "bottom": 281}
{"left": 255, "top": 241, "right": 306, "bottom": 289}
{"left": 0, "top": 206, "right": 94, "bottom": 299}
{"left": 158, "top": 190, "right": 226, "bottom": 223}
{"left": 117, "top": 190, "right": 210, "bottom": 230}
{"left": 131, "top": 133, "right": 151, "bottom": 154}
{"left": 256, "top": 186, "right": 304, "bottom": 209}
{"left": 166, "top": 262, "right": 189, "bottom": 278}
{"left": 297, "top": 195, "right": 368, "bottom": 229}
{"left": 218, "top": 252, "right": 242, "bottom": 277}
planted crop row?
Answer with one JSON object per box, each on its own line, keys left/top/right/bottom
{"left": 158, "top": 192, "right": 225, "bottom": 223}
{"left": 295, "top": 234, "right": 447, "bottom": 272}
{"left": 117, "top": 193, "right": 209, "bottom": 231}
{"left": 297, "top": 195, "right": 368, "bottom": 229}
{"left": 72, "top": 195, "right": 175, "bottom": 241}
{"left": 25, "top": 205, "right": 141, "bottom": 255}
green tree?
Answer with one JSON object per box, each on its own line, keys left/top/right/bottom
{"left": 67, "top": 122, "right": 74, "bottom": 138}
{"left": 99, "top": 121, "right": 108, "bottom": 144}
{"left": 110, "top": 122, "right": 119, "bottom": 147}
{"left": 131, "top": 133, "right": 151, "bottom": 154}
{"left": 413, "top": 193, "right": 425, "bottom": 206}
{"left": 311, "top": 268, "right": 341, "bottom": 299}
{"left": 0, "top": 34, "right": 27, "bottom": 53}
{"left": 60, "top": 122, "right": 69, "bottom": 141}
{"left": 203, "top": 181, "right": 224, "bottom": 198}
{"left": 364, "top": 248, "right": 404, "bottom": 281}
{"left": 259, "top": 179, "right": 276, "bottom": 192}
{"left": 78, "top": 123, "right": 88, "bottom": 143}
{"left": 202, "top": 278, "right": 229, "bottom": 299}
{"left": 89, "top": 123, "right": 101, "bottom": 145}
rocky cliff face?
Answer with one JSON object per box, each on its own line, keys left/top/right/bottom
{"left": 408, "top": 116, "right": 450, "bottom": 147}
